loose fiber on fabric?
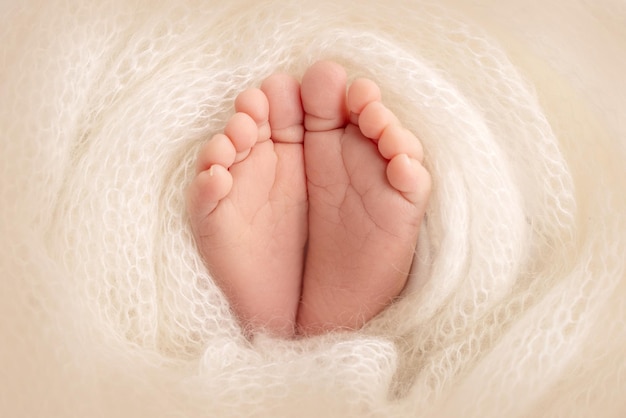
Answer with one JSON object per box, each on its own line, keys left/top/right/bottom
{"left": 1, "top": 0, "right": 625, "bottom": 417}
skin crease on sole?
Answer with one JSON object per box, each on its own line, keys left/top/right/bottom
{"left": 186, "top": 60, "right": 431, "bottom": 338}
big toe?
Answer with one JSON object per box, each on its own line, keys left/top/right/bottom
{"left": 301, "top": 60, "right": 348, "bottom": 132}
{"left": 261, "top": 73, "right": 304, "bottom": 144}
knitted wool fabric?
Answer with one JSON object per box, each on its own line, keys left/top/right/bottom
{"left": 1, "top": 0, "right": 625, "bottom": 417}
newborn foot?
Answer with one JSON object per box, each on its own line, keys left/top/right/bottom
{"left": 186, "top": 74, "right": 307, "bottom": 338}
{"left": 297, "top": 61, "right": 431, "bottom": 335}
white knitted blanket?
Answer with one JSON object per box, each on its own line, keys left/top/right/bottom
{"left": 1, "top": 0, "right": 625, "bottom": 417}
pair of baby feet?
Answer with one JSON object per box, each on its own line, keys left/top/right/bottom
{"left": 187, "top": 61, "right": 431, "bottom": 338}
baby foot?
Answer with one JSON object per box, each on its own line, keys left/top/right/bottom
{"left": 297, "top": 61, "right": 431, "bottom": 335}
{"left": 186, "top": 74, "right": 307, "bottom": 338}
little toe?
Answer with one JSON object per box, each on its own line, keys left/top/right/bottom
{"left": 235, "top": 88, "right": 271, "bottom": 143}
{"left": 224, "top": 112, "right": 259, "bottom": 162}
{"left": 358, "top": 101, "right": 399, "bottom": 142}
{"left": 386, "top": 154, "right": 431, "bottom": 204}
{"left": 260, "top": 73, "right": 304, "bottom": 144}
{"left": 301, "top": 60, "right": 348, "bottom": 132}
{"left": 187, "top": 164, "right": 233, "bottom": 220}
{"left": 347, "top": 78, "right": 381, "bottom": 125}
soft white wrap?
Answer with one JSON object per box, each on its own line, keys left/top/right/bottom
{"left": 1, "top": 0, "right": 625, "bottom": 416}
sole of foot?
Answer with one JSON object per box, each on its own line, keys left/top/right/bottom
{"left": 297, "top": 60, "right": 431, "bottom": 336}
{"left": 186, "top": 75, "right": 308, "bottom": 338}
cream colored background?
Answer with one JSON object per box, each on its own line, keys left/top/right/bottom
{"left": 1, "top": 1, "right": 624, "bottom": 417}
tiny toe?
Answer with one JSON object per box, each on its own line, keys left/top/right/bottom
{"left": 224, "top": 112, "right": 258, "bottom": 162}
{"left": 386, "top": 154, "right": 431, "bottom": 204}
{"left": 378, "top": 124, "right": 424, "bottom": 163}
{"left": 301, "top": 60, "right": 348, "bottom": 132}
{"left": 347, "top": 78, "right": 381, "bottom": 124}
{"left": 261, "top": 73, "right": 304, "bottom": 143}
{"left": 196, "top": 133, "right": 237, "bottom": 174}
{"left": 358, "top": 101, "right": 399, "bottom": 142}
{"left": 187, "top": 165, "right": 233, "bottom": 219}
{"left": 235, "top": 88, "right": 271, "bottom": 142}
